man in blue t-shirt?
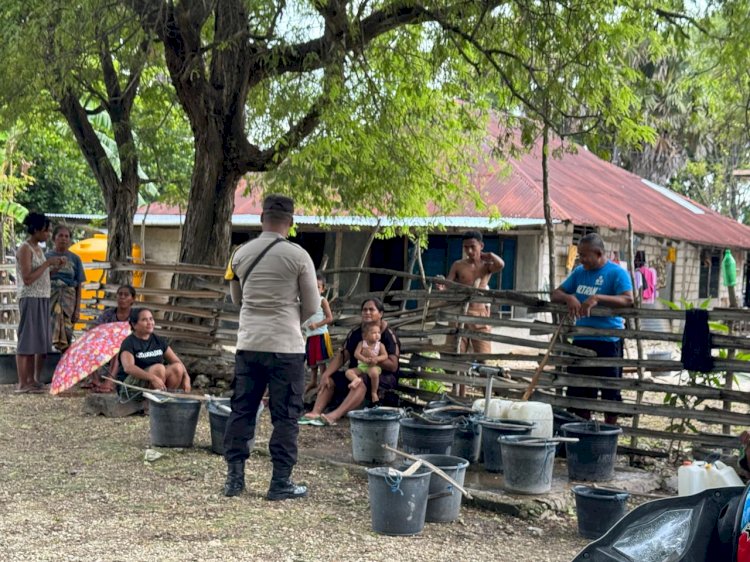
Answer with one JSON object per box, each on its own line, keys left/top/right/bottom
{"left": 551, "top": 233, "right": 633, "bottom": 424}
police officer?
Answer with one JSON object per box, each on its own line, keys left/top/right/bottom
{"left": 222, "top": 194, "right": 319, "bottom": 500}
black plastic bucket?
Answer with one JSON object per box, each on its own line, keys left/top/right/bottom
{"left": 416, "top": 454, "right": 469, "bottom": 522}
{"left": 478, "top": 419, "right": 534, "bottom": 473}
{"left": 0, "top": 353, "right": 16, "bottom": 384}
{"left": 348, "top": 408, "right": 402, "bottom": 463}
{"left": 562, "top": 422, "right": 622, "bottom": 482}
{"left": 500, "top": 436, "right": 557, "bottom": 494}
{"left": 206, "top": 398, "right": 263, "bottom": 455}
{"left": 149, "top": 397, "right": 201, "bottom": 447}
{"left": 552, "top": 409, "right": 586, "bottom": 458}
{"left": 572, "top": 485, "right": 630, "bottom": 539}
{"left": 367, "top": 466, "right": 431, "bottom": 535}
{"left": 399, "top": 418, "right": 455, "bottom": 456}
{"left": 40, "top": 352, "right": 61, "bottom": 384}
{"left": 427, "top": 411, "right": 481, "bottom": 464}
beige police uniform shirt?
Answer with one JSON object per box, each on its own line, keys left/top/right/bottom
{"left": 225, "top": 232, "right": 318, "bottom": 354}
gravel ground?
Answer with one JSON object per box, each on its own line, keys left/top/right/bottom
{"left": 0, "top": 386, "right": 590, "bottom": 561}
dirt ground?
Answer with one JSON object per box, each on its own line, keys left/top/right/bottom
{"left": 0, "top": 386, "right": 591, "bottom": 562}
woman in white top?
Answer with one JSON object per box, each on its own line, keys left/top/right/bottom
{"left": 15, "top": 212, "right": 65, "bottom": 393}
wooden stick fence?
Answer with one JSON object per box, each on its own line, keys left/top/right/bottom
{"left": 2, "top": 257, "right": 749, "bottom": 457}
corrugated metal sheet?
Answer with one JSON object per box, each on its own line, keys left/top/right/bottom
{"left": 131, "top": 124, "right": 750, "bottom": 248}
{"left": 497, "top": 137, "right": 750, "bottom": 248}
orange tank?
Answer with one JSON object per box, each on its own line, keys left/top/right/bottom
{"left": 70, "top": 234, "right": 143, "bottom": 322}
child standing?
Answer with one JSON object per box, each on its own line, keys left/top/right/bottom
{"left": 345, "top": 323, "right": 388, "bottom": 405}
{"left": 302, "top": 272, "right": 333, "bottom": 393}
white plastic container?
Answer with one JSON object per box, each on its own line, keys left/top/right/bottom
{"left": 506, "top": 401, "right": 553, "bottom": 438}
{"left": 706, "top": 461, "right": 744, "bottom": 489}
{"left": 472, "top": 398, "right": 512, "bottom": 420}
{"left": 678, "top": 461, "right": 707, "bottom": 496}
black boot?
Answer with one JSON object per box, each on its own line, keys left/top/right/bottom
{"left": 223, "top": 461, "right": 245, "bottom": 497}
{"left": 266, "top": 478, "right": 308, "bottom": 501}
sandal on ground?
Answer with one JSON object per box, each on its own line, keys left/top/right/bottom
{"left": 15, "top": 386, "right": 43, "bottom": 394}
{"left": 92, "top": 385, "right": 114, "bottom": 393}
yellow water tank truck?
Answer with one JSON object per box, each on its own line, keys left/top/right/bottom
{"left": 70, "top": 233, "right": 143, "bottom": 323}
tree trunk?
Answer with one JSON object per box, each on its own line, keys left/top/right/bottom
{"left": 57, "top": 91, "right": 137, "bottom": 285}
{"left": 106, "top": 179, "right": 138, "bottom": 285}
{"left": 542, "top": 125, "right": 556, "bottom": 294}
{"left": 178, "top": 130, "right": 239, "bottom": 269}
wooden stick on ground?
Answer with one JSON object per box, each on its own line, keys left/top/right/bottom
{"left": 521, "top": 317, "right": 566, "bottom": 401}
{"left": 383, "top": 444, "right": 472, "bottom": 499}
{"left": 103, "top": 376, "right": 211, "bottom": 402}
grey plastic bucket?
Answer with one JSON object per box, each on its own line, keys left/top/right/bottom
{"left": 149, "top": 397, "right": 201, "bottom": 447}
{"left": 399, "top": 418, "right": 455, "bottom": 456}
{"left": 500, "top": 435, "right": 556, "bottom": 495}
{"left": 427, "top": 411, "right": 481, "bottom": 464}
{"left": 478, "top": 419, "right": 534, "bottom": 473}
{"left": 416, "top": 454, "right": 469, "bottom": 522}
{"left": 562, "top": 422, "right": 622, "bottom": 482}
{"left": 347, "top": 408, "right": 402, "bottom": 463}
{"left": 572, "top": 485, "right": 630, "bottom": 539}
{"left": 367, "top": 466, "right": 431, "bottom": 535}
{"left": 0, "top": 354, "right": 16, "bottom": 384}
{"left": 206, "top": 398, "right": 263, "bottom": 455}
{"left": 40, "top": 352, "right": 62, "bottom": 384}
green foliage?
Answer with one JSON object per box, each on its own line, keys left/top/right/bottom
{"left": 14, "top": 122, "right": 104, "bottom": 214}
{"left": 401, "top": 378, "right": 447, "bottom": 395}
{"left": 260, "top": 23, "right": 490, "bottom": 232}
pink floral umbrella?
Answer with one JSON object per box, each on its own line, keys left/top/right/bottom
{"left": 50, "top": 322, "right": 131, "bottom": 395}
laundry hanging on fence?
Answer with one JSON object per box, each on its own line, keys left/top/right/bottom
{"left": 680, "top": 309, "right": 714, "bottom": 373}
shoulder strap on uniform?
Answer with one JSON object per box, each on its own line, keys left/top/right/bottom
{"left": 239, "top": 238, "right": 288, "bottom": 289}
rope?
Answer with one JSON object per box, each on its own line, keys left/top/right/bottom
{"left": 384, "top": 472, "right": 404, "bottom": 496}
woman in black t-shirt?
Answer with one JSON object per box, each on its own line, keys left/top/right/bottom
{"left": 302, "top": 298, "right": 399, "bottom": 425}
{"left": 118, "top": 308, "right": 190, "bottom": 397}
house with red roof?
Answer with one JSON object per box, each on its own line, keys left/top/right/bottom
{"left": 59, "top": 131, "right": 750, "bottom": 313}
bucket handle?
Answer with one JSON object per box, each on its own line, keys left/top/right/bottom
{"left": 428, "top": 488, "right": 454, "bottom": 501}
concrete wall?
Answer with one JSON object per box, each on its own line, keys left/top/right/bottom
{"left": 537, "top": 223, "right": 746, "bottom": 308}
{"left": 138, "top": 226, "right": 181, "bottom": 303}
{"left": 140, "top": 223, "right": 746, "bottom": 311}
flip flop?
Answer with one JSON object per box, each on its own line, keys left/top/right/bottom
{"left": 307, "top": 419, "right": 325, "bottom": 427}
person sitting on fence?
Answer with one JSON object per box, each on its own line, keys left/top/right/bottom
{"left": 345, "top": 322, "right": 389, "bottom": 406}
{"left": 300, "top": 297, "right": 400, "bottom": 426}
{"left": 85, "top": 284, "right": 138, "bottom": 393}
{"left": 550, "top": 233, "right": 633, "bottom": 425}
{"left": 117, "top": 307, "right": 190, "bottom": 400}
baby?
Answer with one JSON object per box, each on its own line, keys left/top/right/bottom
{"left": 345, "top": 323, "right": 388, "bottom": 405}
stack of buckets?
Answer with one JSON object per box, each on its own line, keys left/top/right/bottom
{"left": 562, "top": 421, "right": 628, "bottom": 539}
{"left": 473, "top": 399, "right": 559, "bottom": 495}
{"left": 348, "top": 408, "right": 470, "bottom": 535}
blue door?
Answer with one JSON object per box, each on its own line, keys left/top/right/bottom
{"left": 421, "top": 234, "right": 516, "bottom": 290}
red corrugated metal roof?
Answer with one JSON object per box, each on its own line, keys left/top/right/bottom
{"left": 491, "top": 135, "right": 750, "bottom": 248}
{"left": 143, "top": 127, "right": 750, "bottom": 248}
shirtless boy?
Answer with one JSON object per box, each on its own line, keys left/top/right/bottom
{"left": 446, "top": 230, "right": 505, "bottom": 354}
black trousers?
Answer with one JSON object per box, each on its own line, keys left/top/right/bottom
{"left": 223, "top": 350, "right": 305, "bottom": 479}
{"left": 565, "top": 339, "right": 623, "bottom": 402}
